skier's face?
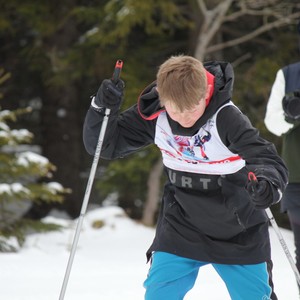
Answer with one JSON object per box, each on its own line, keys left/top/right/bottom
{"left": 165, "top": 99, "right": 206, "bottom": 128}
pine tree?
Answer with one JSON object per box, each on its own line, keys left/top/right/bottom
{"left": 0, "top": 69, "right": 70, "bottom": 252}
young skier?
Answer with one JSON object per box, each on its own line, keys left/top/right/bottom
{"left": 83, "top": 55, "right": 288, "bottom": 300}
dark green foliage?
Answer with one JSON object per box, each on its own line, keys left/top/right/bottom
{"left": 0, "top": 71, "right": 70, "bottom": 251}
{"left": 0, "top": 218, "right": 63, "bottom": 252}
{"left": 0, "top": 0, "right": 192, "bottom": 219}
{"left": 0, "top": 0, "right": 298, "bottom": 229}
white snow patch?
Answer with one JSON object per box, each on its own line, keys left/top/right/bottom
{"left": 0, "top": 183, "right": 29, "bottom": 195}
{"left": 46, "top": 182, "right": 65, "bottom": 193}
{"left": 0, "top": 206, "right": 298, "bottom": 300}
{"left": 17, "top": 151, "right": 49, "bottom": 166}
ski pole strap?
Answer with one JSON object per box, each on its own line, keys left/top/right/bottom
{"left": 248, "top": 171, "right": 257, "bottom": 182}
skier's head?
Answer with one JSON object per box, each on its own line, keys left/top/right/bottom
{"left": 156, "top": 55, "right": 208, "bottom": 112}
{"left": 156, "top": 55, "right": 213, "bottom": 128}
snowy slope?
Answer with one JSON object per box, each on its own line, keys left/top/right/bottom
{"left": 0, "top": 206, "right": 298, "bottom": 300}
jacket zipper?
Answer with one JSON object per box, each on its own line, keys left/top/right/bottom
{"left": 233, "top": 207, "right": 246, "bottom": 232}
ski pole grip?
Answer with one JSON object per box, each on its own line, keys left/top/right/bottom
{"left": 112, "top": 59, "right": 123, "bottom": 83}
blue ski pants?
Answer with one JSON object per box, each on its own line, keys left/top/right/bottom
{"left": 143, "top": 251, "right": 272, "bottom": 300}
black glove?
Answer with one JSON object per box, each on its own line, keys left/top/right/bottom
{"left": 246, "top": 172, "right": 279, "bottom": 209}
{"left": 94, "top": 79, "right": 124, "bottom": 110}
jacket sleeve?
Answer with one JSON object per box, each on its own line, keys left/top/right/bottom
{"left": 264, "top": 69, "right": 294, "bottom": 136}
{"left": 83, "top": 104, "right": 156, "bottom": 159}
{"left": 217, "top": 105, "right": 288, "bottom": 198}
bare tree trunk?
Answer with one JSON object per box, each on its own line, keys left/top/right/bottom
{"left": 142, "top": 158, "right": 164, "bottom": 227}
{"left": 194, "top": 0, "right": 233, "bottom": 60}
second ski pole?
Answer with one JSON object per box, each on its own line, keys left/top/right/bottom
{"left": 248, "top": 171, "right": 300, "bottom": 286}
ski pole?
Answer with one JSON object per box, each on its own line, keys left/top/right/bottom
{"left": 248, "top": 172, "right": 300, "bottom": 286}
{"left": 59, "top": 59, "right": 123, "bottom": 300}
{"left": 265, "top": 207, "right": 300, "bottom": 286}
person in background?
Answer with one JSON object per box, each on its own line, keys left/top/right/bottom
{"left": 84, "top": 55, "right": 288, "bottom": 300}
{"left": 264, "top": 21, "right": 300, "bottom": 287}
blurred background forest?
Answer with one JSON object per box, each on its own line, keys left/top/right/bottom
{"left": 1, "top": 0, "right": 300, "bottom": 247}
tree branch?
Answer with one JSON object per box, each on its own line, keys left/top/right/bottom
{"left": 205, "top": 12, "right": 300, "bottom": 55}
{"left": 196, "top": 0, "right": 208, "bottom": 15}
{"left": 224, "top": 1, "right": 299, "bottom": 22}
{"left": 194, "top": 0, "right": 234, "bottom": 60}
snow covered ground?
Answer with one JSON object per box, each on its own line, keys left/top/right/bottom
{"left": 1, "top": 206, "right": 299, "bottom": 300}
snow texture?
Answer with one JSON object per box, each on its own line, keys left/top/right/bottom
{"left": 1, "top": 206, "right": 299, "bottom": 300}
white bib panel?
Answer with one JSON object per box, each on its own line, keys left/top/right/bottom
{"left": 155, "top": 103, "right": 245, "bottom": 175}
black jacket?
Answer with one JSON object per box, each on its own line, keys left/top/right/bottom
{"left": 83, "top": 61, "right": 288, "bottom": 264}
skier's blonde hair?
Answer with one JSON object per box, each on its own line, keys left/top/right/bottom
{"left": 156, "top": 55, "right": 207, "bottom": 112}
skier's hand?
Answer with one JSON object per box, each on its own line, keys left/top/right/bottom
{"left": 246, "top": 172, "right": 280, "bottom": 209}
{"left": 94, "top": 78, "right": 125, "bottom": 110}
